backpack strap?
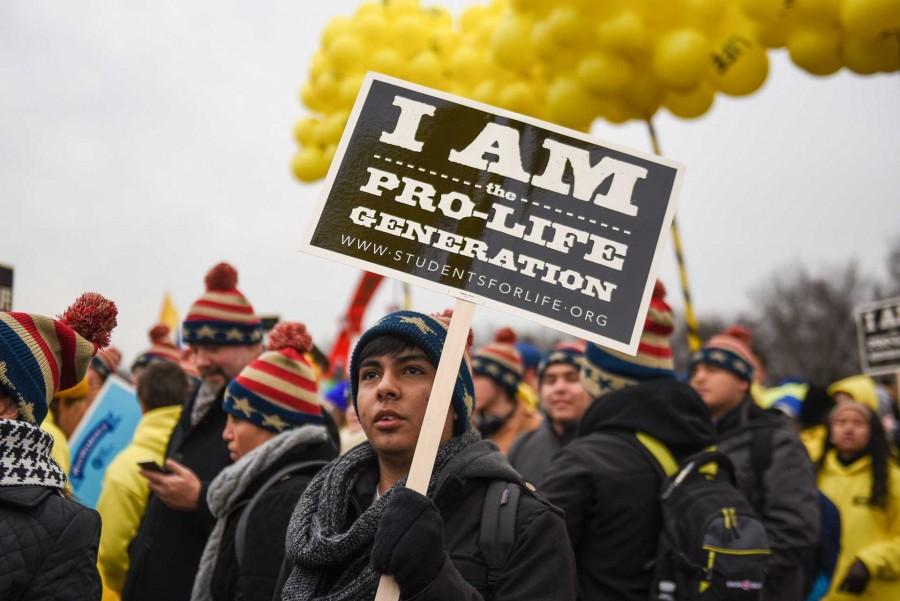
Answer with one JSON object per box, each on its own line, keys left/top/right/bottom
{"left": 479, "top": 479, "right": 521, "bottom": 597}
{"left": 234, "top": 459, "right": 328, "bottom": 568}
{"left": 749, "top": 425, "right": 775, "bottom": 510}
{"left": 635, "top": 431, "right": 679, "bottom": 478}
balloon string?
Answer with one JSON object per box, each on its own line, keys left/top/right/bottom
{"left": 645, "top": 118, "right": 703, "bottom": 353}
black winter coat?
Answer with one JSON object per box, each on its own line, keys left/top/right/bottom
{"left": 122, "top": 386, "right": 231, "bottom": 601}
{"left": 715, "top": 398, "right": 820, "bottom": 601}
{"left": 508, "top": 419, "right": 575, "bottom": 485}
{"left": 346, "top": 439, "right": 577, "bottom": 601}
{"left": 210, "top": 439, "right": 337, "bottom": 601}
{"left": 0, "top": 485, "right": 101, "bottom": 601}
{"left": 541, "top": 380, "right": 716, "bottom": 601}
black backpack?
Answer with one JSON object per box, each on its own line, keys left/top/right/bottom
{"left": 635, "top": 432, "right": 771, "bottom": 600}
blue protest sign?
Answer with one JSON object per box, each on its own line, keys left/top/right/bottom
{"left": 68, "top": 375, "right": 141, "bottom": 507}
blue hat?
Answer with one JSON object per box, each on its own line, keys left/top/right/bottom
{"left": 538, "top": 341, "right": 586, "bottom": 380}
{"left": 350, "top": 311, "right": 475, "bottom": 435}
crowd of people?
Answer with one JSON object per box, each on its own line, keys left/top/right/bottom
{"left": 2, "top": 262, "right": 899, "bottom": 601}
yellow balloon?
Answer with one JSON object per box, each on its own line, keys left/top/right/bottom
{"left": 751, "top": 16, "right": 792, "bottom": 48}
{"left": 624, "top": 75, "right": 662, "bottom": 118}
{"left": 663, "top": 83, "right": 716, "bottom": 118}
{"left": 595, "top": 97, "right": 634, "bottom": 125}
{"left": 793, "top": 0, "right": 841, "bottom": 23}
{"left": 392, "top": 15, "right": 429, "bottom": 57}
{"left": 352, "top": 12, "right": 388, "bottom": 45}
{"left": 787, "top": 26, "right": 843, "bottom": 75}
{"left": 461, "top": 5, "right": 491, "bottom": 31}
{"left": 321, "top": 111, "right": 349, "bottom": 144}
{"left": 292, "top": 147, "right": 327, "bottom": 182}
{"left": 546, "top": 77, "right": 596, "bottom": 130}
{"left": 596, "top": 11, "right": 647, "bottom": 54}
{"left": 709, "top": 34, "right": 769, "bottom": 95}
{"left": 498, "top": 81, "right": 541, "bottom": 116}
{"left": 841, "top": 0, "right": 900, "bottom": 39}
{"left": 843, "top": 34, "right": 900, "bottom": 73}
{"left": 738, "top": 0, "right": 784, "bottom": 22}
{"left": 385, "top": 0, "right": 421, "bottom": 19}
{"left": 546, "top": 7, "right": 590, "bottom": 47}
{"left": 293, "top": 117, "right": 320, "bottom": 146}
{"left": 310, "top": 51, "right": 329, "bottom": 80}
{"left": 327, "top": 34, "right": 365, "bottom": 74}
{"left": 321, "top": 17, "right": 353, "bottom": 49}
{"left": 653, "top": 29, "right": 711, "bottom": 90}
{"left": 531, "top": 21, "right": 559, "bottom": 58}
{"left": 684, "top": 0, "right": 730, "bottom": 33}
{"left": 493, "top": 16, "right": 537, "bottom": 71}
{"left": 407, "top": 51, "right": 443, "bottom": 88}
{"left": 472, "top": 80, "right": 500, "bottom": 105}
{"left": 370, "top": 48, "right": 405, "bottom": 78}
{"left": 577, "top": 52, "right": 633, "bottom": 94}
{"left": 449, "top": 47, "right": 489, "bottom": 84}
{"left": 338, "top": 73, "right": 366, "bottom": 108}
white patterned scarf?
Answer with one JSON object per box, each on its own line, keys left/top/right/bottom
{"left": 0, "top": 418, "right": 67, "bottom": 488}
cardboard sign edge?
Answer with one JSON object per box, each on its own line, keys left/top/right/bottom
{"left": 854, "top": 295, "right": 900, "bottom": 376}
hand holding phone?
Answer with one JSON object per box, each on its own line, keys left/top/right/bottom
{"left": 137, "top": 460, "right": 170, "bottom": 474}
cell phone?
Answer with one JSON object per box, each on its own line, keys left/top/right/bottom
{"left": 137, "top": 461, "right": 170, "bottom": 474}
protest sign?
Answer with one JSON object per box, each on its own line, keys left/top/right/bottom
{"left": 304, "top": 73, "right": 683, "bottom": 355}
{"left": 68, "top": 375, "right": 142, "bottom": 508}
{"left": 0, "top": 264, "right": 12, "bottom": 311}
{"left": 855, "top": 296, "right": 900, "bottom": 377}
{"left": 302, "top": 73, "right": 685, "bottom": 600}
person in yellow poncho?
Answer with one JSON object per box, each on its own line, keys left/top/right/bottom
{"left": 817, "top": 374, "right": 900, "bottom": 600}
{"left": 96, "top": 360, "right": 187, "bottom": 594}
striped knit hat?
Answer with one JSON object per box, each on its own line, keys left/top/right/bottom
{"left": 538, "top": 340, "right": 587, "bottom": 380}
{"left": 581, "top": 281, "right": 675, "bottom": 399}
{"left": 472, "top": 328, "right": 524, "bottom": 398}
{"left": 0, "top": 293, "right": 118, "bottom": 425}
{"left": 689, "top": 325, "right": 760, "bottom": 383}
{"left": 350, "top": 310, "right": 476, "bottom": 436}
{"left": 183, "top": 263, "right": 263, "bottom": 346}
{"left": 131, "top": 324, "right": 182, "bottom": 372}
{"left": 90, "top": 346, "right": 122, "bottom": 382}
{"left": 223, "top": 322, "right": 322, "bottom": 433}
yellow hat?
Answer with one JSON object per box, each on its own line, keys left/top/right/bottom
{"left": 828, "top": 375, "right": 879, "bottom": 414}
{"left": 54, "top": 375, "right": 90, "bottom": 402}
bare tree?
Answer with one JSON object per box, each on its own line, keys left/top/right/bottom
{"left": 748, "top": 262, "right": 872, "bottom": 386}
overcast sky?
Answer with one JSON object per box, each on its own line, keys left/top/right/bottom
{"left": 2, "top": 1, "right": 898, "bottom": 364}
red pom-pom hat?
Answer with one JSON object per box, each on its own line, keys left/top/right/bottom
{"left": 0, "top": 293, "right": 118, "bottom": 424}
{"left": 183, "top": 262, "right": 263, "bottom": 347}
{"left": 223, "top": 321, "right": 322, "bottom": 433}
{"left": 471, "top": 327, "right": 524, "bottom": 397}
{"left": 131, "top": 324, "right": 183, "bottom": 372}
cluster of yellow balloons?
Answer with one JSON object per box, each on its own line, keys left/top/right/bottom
{"left": 292, "top": 0, "right": 492, "bottom": 182}
{"left": 738, "top": 0, "right": 900, "bottom": 75}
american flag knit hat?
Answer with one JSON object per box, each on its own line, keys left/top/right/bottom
{"left": 223, "top": 322, "right": 322, "bottom": 433}
{"left": 0, "top": 293, "right": 118, "bottom": 424}
{"left": 581, "top": 281, "right": 675, "bottom": 399}
{"left": 472, "top": 328, "right": 524, "bottom": 398}
{"left": 131, "top": 324, "right": 182, "bottom": 372}
{"left": 182, "top": 263, "right": 263, "bottom": 346}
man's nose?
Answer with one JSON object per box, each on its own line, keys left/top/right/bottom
{"left": 376, "top": 370, "right": 400, "bottom": 399}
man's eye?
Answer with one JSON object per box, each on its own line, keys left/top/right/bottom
{"left": 404, "top": 365, "right": 425, "bottom": 375}
{"left": 361, "top": 370, "right": 379, "bottom": 381}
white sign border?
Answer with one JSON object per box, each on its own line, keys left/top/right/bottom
{"left": 301, "top": 72, "right": 686, "bottom": 356}
{"left": 854, "top": 295, "right": 900, "bottom": 377}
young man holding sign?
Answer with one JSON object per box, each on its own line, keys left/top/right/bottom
{"left": 280, "top": 310, "right": 576, "bottom": 601}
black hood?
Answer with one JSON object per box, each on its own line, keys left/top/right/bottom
{"left": 578, "top": 380, "right": 715, "bottom": 460}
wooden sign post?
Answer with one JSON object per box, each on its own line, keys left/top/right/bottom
{"left": 302, "top": 72, "right": 685, "bottom": 600}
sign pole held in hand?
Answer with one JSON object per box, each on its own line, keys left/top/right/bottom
{"left": 302, "top": 72, "right": 684, "bottom": 601}
{"left": 373, "top": 298, "right": 475, "bottom": 601}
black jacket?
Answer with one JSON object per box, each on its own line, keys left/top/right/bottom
{"left": 346, "top": 439, "right": 576, "bottom": 601}
{"left": 714, "top": 398, "right": 820, "bottom": 601}
{"left": 541, "top": 380, "right": 716, "bottom": 601}
{"left": 508, "top": 419, "right": 576, "bottom": 484}
{"left": 210, "top": 438, "right": 337, "bottom": 601}
{"left": 122, "top": 385, "right": 232, "bottom": 601}
{"left": 0, "top": 485, "right": 102, "bottom": 601}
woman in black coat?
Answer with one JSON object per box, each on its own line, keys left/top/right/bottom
{"left": 0, "top": 294, "right": 116, "bottom": 601}
{"left": 189, "top": 322, "right": 338, "bottom": 601}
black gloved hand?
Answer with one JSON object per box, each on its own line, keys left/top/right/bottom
{"left": 371, "top": 487, "right": 447, "bottom": 597}
{"left": 838, "top": 559, "right": 870, "bottom": 595}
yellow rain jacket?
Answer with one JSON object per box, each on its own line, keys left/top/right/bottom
{"left": 95, "top": 405, "right": 182, "bottom": 594}
{"left": 41, "top": 412, "right": 70, "bottom": 474}
{"left": 819, "top": 450, "right": 900, "bottom": 600}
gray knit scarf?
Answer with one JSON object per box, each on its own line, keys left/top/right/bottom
{"left": 191, "top": 424, "right": 330, "bottom": 601}
{"left": 0, "top": 418, "right": 67, "bottom": 489}
{"left": 281, "top": 429, "right": 480, "bottom": 601}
